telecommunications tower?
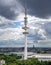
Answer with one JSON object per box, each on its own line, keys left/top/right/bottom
{"left": 22, "top": 0, "right": 29, "bottom": 60}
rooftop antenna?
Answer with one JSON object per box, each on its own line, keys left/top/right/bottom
{"left": 22, "top": 0, "right": 29, "bottom": 60}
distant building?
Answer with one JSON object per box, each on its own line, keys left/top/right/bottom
{"left": 0, "top": 47, "right": 51, "bottom": 54}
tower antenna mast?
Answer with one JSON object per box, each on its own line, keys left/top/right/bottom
{"left": 22, "top": 0, "right": 29, "bottom": 60}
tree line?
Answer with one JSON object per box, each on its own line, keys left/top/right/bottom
{"left": 0, "top": 54, "right": 51, "bottom": 65}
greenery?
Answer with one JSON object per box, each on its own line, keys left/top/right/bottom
{"left": 0, "top": 54, "right": 51, "bottom": 65}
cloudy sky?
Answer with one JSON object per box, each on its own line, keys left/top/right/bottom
{"left": 0, "top": 0, "right": 51, "bottom": 47}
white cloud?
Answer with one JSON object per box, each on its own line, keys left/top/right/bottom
{"left": 38, "top": 29, "right": 47, "bottom": 39}
{"left": 0, "top": 27, "right": 24, "bottom": 40}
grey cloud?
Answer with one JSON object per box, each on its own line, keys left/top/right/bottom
{"left": 32, "top": 22, "right": 51, "bottom": 39}
{"left": 0, "top": 0, "right": 23, "bottom": 20}
{"left": 0, "top": 4, "right": 16, "bottom": 20}
{"left": 0, "top": 0, "right": 51, "bottom": 20}
{"left": 0, "top": 39, "right": 25, "bottom": 47}
{"left": 37, "top": 40, "right": 51, "bottom": 47}
{"left": 19, "top": 0, "right": 51, "bottom": 18}
{"left": 42, "top": 22, "right": 51, "bottom": 38}
{"left": 28, "top": 29, "right": 46, "bottom": 41}
{"left": 1, "top": 0, "right": 51, "bottom": 20}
